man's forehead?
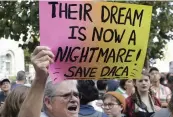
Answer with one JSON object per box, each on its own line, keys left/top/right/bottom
{"left": 56, "top": 80, "right": 78, "bottom": 93}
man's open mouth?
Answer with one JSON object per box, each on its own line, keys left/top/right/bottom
{"left": 68, "top": 105, "right": 77, "bottom": 111}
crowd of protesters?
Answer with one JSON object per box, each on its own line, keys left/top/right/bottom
{"left": 0, "top": 46, "right": 172, "bottom": 117}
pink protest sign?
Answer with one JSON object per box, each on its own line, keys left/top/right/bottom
{"left": 39, "top": 1, "right": 152, "bottom": 82}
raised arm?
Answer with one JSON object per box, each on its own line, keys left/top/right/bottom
{"left": 18, "top": 46, "right": 54, "bottom": 117}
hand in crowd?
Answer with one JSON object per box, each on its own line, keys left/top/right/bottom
{"left": 31, "top": 46, "right": 54, "bottom": 82}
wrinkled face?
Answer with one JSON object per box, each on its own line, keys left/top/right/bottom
{"left": 150, "top": 70, "right": 160, "bottom": 83}
{"left": 1, "top": 81, "right": 11, "bottom": 92}
{"left": 102, "top": 95, "right": 122, "bottom": 117}
{"left": 45, "top": 80, "right": 80, "bottom": 117}
{"left": 124, "top": 79, "right": 134, "bottom": 90}
{"left": 136, "top": 75, "right": 151, "bottom": 93}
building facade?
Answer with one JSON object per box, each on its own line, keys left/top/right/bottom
{"left": 0, "top": 38, "right": 25, "bottom": 80}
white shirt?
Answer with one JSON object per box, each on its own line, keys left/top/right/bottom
{"left": 40, "top": 112, "right": 48, "bottom": 117}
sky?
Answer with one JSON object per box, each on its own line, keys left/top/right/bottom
{"left": 154, "top": 40, "right": 173, "bottom": 72}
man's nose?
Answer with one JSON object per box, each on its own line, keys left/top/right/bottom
{"left": 142, "top": 81, "right": 146, "bottom": 84}
{"left": 69, "top": 94, "right": 79, "bottom": 103}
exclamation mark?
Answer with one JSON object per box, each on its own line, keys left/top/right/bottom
{"left": 136, "top": 49, "right": 141, "bottom": 61}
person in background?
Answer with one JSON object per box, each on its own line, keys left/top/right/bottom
{"left": 78, "top": 80, "right": 108, "bottom": 117}
{"left": 0, "top": 78, "right": 11, "bottom": 107}
{"left": 0, "top": 85, "right": 30, "bottom": 117}
{"left": 97, "top": 80, "right": 107, "bottom": 99}
{"left": 106, "top": 80, "right": 119, "bottom": 92}
{"left": 160, "top": 73, "right": 167, "bottom": 86}
{"left": 11, "top": 71, "right": 26, "bottom": 89}
{"left": 165, "top": 75, "right": 173, "bottom": 106}
{"left": 126, "top": 70, "right": 161, "bottom": 117}
{"left": 95, "top": 80, "right": 108, "bottom": 112}
{"left": 153, "top": 88, "right": 173, "bottom": 117}
{"left": 166, "top": 73, "right": 173, "bottom": 90}
{"left": 149, "top": 67, "right": 171, "bottom": 108}
{"left": 116, "top": 79, "right": 134, "bottom": 98}
{"left": 101, "top": 91, "right": 126, "bottom": 117}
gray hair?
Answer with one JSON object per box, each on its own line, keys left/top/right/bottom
{"left": 44, "top": 81, "right": 59, "bottom": 97}
{"left": 16, "top": 71, "right": 26, "bottom": 81}
{"left": 43, "top": 81, "right": 60, "bottom": 113}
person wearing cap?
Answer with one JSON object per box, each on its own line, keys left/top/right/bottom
{"left": 0, "top": 78, "right": 11, "bottom": 107}
{"left": 149, "top": 67, "right": 171, "bottom": 108}
{"left": 101, "top": 91, "right": 126, "bottom": 117}
{"left": 11, "top": 70, "right": 26, "bottom": 90}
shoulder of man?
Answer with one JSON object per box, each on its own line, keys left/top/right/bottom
{"left": 153, "top": 108, "right": 171, "bottom": 117}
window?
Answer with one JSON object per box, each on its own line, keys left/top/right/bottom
{"left": 6, "top": 54, "right": 12, "bottom": 74}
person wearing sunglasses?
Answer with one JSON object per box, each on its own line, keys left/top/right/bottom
{"left": 126, "top": 70, "right": 161, "bottom": 117}
{"left": 101, "top": 91, "right": 126, "bottom": 117}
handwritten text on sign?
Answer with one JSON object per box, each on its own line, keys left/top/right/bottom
{"left": 39, "top": 1, "right": 152, "bottom": 82}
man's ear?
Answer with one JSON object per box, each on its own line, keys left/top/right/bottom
{"left": 44, "top": 96, "right": 52, "bottom": 110}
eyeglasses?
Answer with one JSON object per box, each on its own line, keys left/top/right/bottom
{"left": 101, "top": 103, "right": 119, "bottom": 109}
{"left": 50, "top": 91, "right": 81, "bottom": 101}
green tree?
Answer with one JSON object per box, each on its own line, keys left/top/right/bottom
{"left": 1, "top": 1, "right": 173, "bottom": 67}
{"left": 0, "top": 1, "right": 39, "bottom": 53}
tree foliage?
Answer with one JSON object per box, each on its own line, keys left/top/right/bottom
{"left": 0, "top": 1, "right": 173, "bottom": 61}
{"left": 0, "top": 1, "right": 39, "bottom": 53}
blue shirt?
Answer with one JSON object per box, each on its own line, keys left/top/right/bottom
{"left": 79, "top": 105, "right": 108, "bottom": 117}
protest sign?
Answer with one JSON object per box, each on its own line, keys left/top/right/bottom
{"left": 39, "top": 1, "right": 152, "bottom": 82}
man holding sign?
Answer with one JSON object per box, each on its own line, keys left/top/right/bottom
{"left": 18, "top": 1, "right": 152, "bottom": 117}
{"left": 18, "top": 46, "right": 80, "bottom": 117}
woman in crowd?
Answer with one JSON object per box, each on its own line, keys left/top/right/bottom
{"left": 0, "top": 85, "right": 30, "bottom": 117}
{"left": 101, "top": 91, "right": 126, "bottom": 117}
{"left": 126, "top": 70, "right": 161, "bottom": 117}
{"left": 116, "top": 79, "right": 134, "bottom": 98}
